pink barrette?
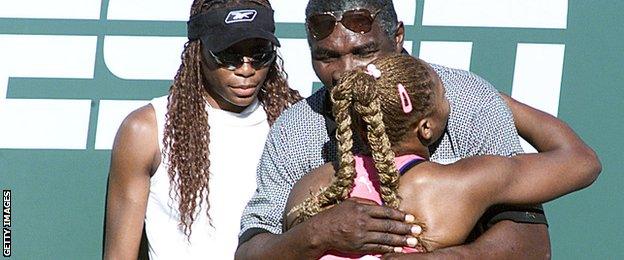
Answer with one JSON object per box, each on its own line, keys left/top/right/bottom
{"left": 397, "top": 83, "right": 413, "bottom": 114}
{"left": 365, "top": 64, "right": 381, "bottom": 79}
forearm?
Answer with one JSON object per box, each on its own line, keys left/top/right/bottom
{"left": 460, "top": 153, "right": 585, "bottom": 206}
{"left": 476, "top": 94, "right": 602, "bottom": 206}
{"left": 475, "top": 149, "right": 595, "bottom": 205}
{"left": 103, "top": 197, "right": 146, "bottom": 259}
{"left": 235, "top": 227, "right": 325, "bottom": 260}
{"left": 501, "top": 93, "right": 601, "bottom": 187}
{"left": 436, "top": 221, "right": 550, "bottom": 260}
{"left": 500, "top": 150, "right": 593, "bottom": 204}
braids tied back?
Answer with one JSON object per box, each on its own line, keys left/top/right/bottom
{"left": 293, "top": 54, "right": 437, "bottom": 223}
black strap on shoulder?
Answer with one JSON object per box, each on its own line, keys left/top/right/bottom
{"left": 466, "top": 204, "right": 548, "bottom": 242}
{"left": 398, "top": 158, "right": 426, "bottom": 175}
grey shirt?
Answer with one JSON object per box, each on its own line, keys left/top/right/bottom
{"left": 239, "top": 64, "right": 532, "bottom": 243}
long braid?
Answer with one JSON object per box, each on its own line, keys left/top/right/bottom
{"left": 318, "top": 73, "right": 362, "bottom": 204}
{"left": 163, "top": 0, "right": 300, "bottom": 238}
{"left": 292, "top": 72, "right": 362, "bottom": 223}
{"left": 353, "top": 81, "right": 401, "bottom": 209}
{"left": 292, "top": 54, "right": 438, "bottom": 222}
{"left": 163, "top": 0, "right": 209, "bottom": 236}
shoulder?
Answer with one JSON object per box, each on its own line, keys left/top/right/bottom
{"left": 431, "top": 64, "right": 500, "bottom": 105}
{"left": 108, "top": 104, "right": 161, "bottom": 178}
{"left": 293, "top": 162, "right": 335, "bottom": 192}
{"left": 118, "top": 104, "right": 158, "bottom": 140}
{"left": 430, "top": 64, "right": 514, "bottom": 130}
{"left": 399, "top": 158, "right": 498, "bottom": 190}
{"left": 437, "top": 156, "right": 515, "bottom": 180}
{"left": 112, "top": 105, "right": 160, "bottom": 167}
{"left": 268, "top": 89, "right": 327, "bottom": 139}
{"left": 275, "top": 89, "right": 326, "bottom": 124}
{"left": 430, "top": 64, "right": 496, "bottom": 92}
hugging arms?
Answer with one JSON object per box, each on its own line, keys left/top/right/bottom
{"left": 236, "top": 61, "right": 599, "bottom": 260}
{"left": 281, "top": 55, "right": 599, "bottom": 257}
{"left": 236, "top": 1, "right": 599, "bottom": 259}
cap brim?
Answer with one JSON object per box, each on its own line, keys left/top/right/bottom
{"left": 202, "top": 29, "right": 280, "bottom": 53}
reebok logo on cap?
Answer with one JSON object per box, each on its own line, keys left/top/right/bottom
{"left": 225, "top": 10, "right": 257, "bottom": 24}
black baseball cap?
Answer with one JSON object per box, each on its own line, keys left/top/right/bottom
{"left": 187, "top": 5, "right": 280, "bottom": 53}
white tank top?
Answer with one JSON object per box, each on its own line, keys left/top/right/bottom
{"left": 145, "top": 95, "right": 269, "bottom": 259}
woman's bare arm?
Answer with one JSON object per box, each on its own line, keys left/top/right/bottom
{"left": 447, "top": 94, "right": 602, "bottom": 207}
{"left": 396, "top": 96, "right": 601, "bottom": 252}
{"left": 103, "top": 105, "right": 160, "bottom": 260}
{"left": 494, "top": 94, "right": 601, "bottom": 203}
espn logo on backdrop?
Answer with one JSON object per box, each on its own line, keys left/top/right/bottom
{"left": 0, "top": 0, "right": 567, "bottom": 152}
{"left": 2, "top": 190, "right": 10, "bottom": 257}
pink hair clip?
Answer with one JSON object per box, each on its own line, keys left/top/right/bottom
{"left": 365, "top": 64, "right": 381, "bottom": 79}
{"left": 397, "top": 83, "right": 413, "bottom": 114}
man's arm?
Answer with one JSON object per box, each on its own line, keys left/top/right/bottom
{"left": 459, "top": 221, "right": 550, "bottom": 259}
{"left": 383, "top": 221, "right": 550, "bottom": 260}
{"left": 238, "top": 198, "right": 418, "bottom": 260}
{"left": 236, "top": 111, "right": 418, "bottom": 259}
{"left": 236, "top": 129, "right": 326, "bottom": 260}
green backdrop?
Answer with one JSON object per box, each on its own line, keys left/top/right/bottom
{"left": 1, "top": 1, "right": 623, "bottom": 259}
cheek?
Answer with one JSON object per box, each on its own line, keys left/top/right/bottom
{"left": 205, "top": 70, "right": 227, "bottom": 88}
{"left": 256, "top": 68, "right": 270, "bottom": 86}
{"left": 312, "top": 61, "right": 332, "bottom": 86}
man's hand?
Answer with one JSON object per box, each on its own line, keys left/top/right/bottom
{"left": 306, "top": 197, "right": 422, "bottom": 255}
{"left": 237, "top": 197, "right": 422, "bottom": 260}
{"left": 381, "top": 221, "right": 550, "bottom": 260}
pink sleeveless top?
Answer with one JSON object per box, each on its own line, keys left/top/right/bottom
{"left": 320, "top": 154, "right": 426, "bottom": 260}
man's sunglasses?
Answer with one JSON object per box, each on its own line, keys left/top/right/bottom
{"left": 206, "top": 47, "right": 276, "bottom": 71}
{"left": 306, "top": 5, "right": 385, "bottom": 40}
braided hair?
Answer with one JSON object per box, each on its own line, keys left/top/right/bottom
{"left": 294, "top": 54, "right": 437, "bottom": 223}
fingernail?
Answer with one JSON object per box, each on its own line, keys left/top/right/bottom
{"left": 405, "top": 214, "right": 415, "bottom": 223}
{"left": 407, "top": 237, "right": 418, "bottom": 247}
{"left": 411, "top": 225, "right": 422, "bottom": 235}
{"left": 394, "top": 247, "right": 403, "bottom": 253}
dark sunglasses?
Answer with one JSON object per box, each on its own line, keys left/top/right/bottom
{"left": 205, "top": 47, "right": 276, "bottom": 71}
{"left": 306, "top": 5, "right": 385, "bottom": 40}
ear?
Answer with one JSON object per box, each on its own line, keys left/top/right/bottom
{"left": 393, "top": 21, "right": 405, "bottom": 53}
{"left": 416, "top": 117, "right": 435, "bottom": 145}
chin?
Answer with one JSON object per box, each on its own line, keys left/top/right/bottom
{"left": 230, "top": 96, "right": 257, "bottom": 107}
